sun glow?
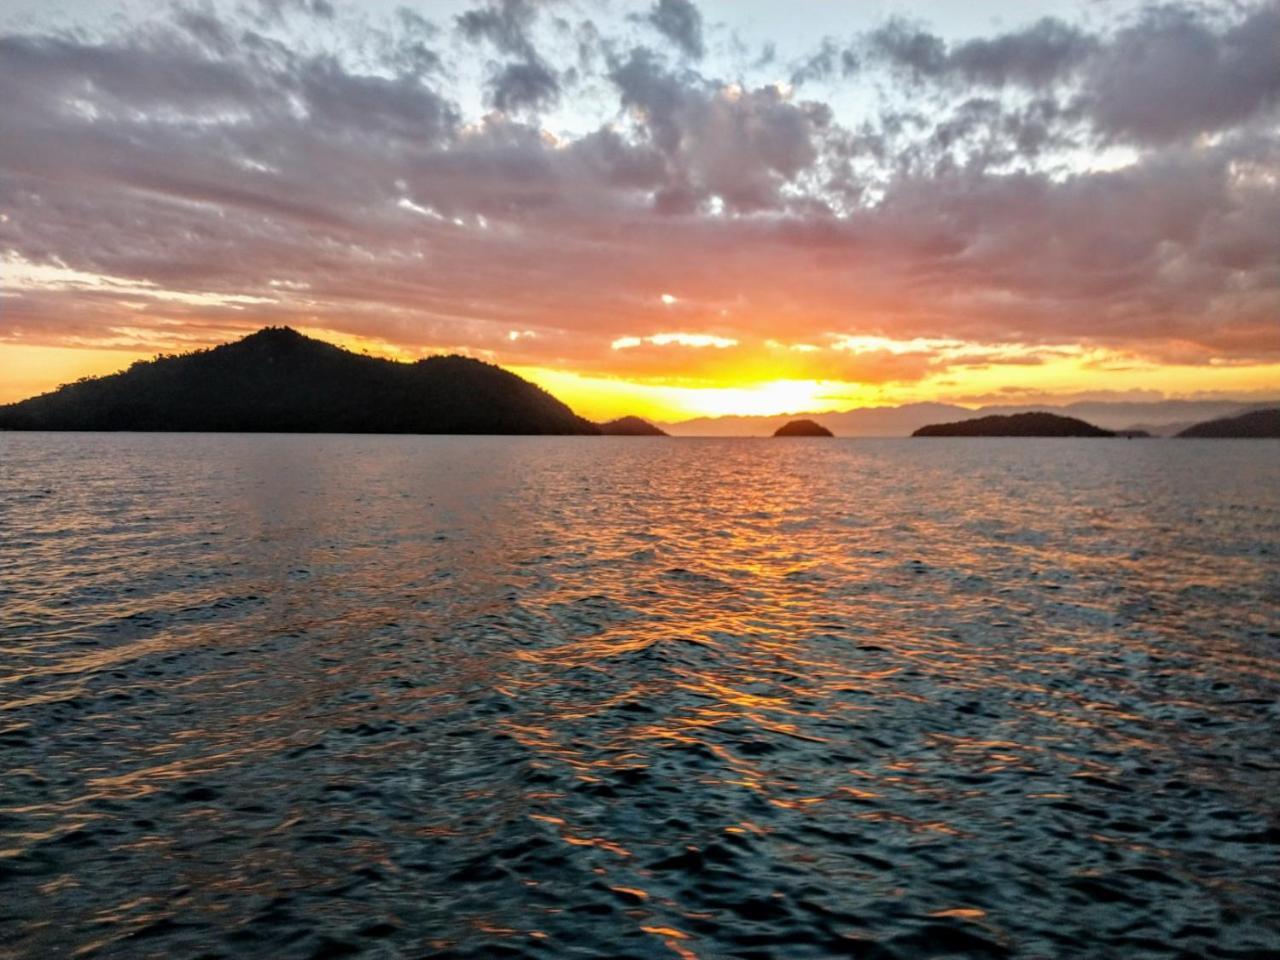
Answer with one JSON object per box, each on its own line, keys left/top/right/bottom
{"left": 512, "top": 366, "right": 874, "bottom": 422}
{"left": 0, "top": 345, "right": 150, "bottom": 403}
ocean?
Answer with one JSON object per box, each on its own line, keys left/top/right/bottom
{"left": 2, "top": 433, "right": 1277, "bottom": 958}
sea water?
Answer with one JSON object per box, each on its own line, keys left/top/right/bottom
{"left": 1, "top": 434, "right": 1277, "bottom": 958}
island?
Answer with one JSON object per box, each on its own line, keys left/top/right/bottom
{"left": 598, "top": 416, "right": 668, "bottom": 436}
{"left": 1176, "top": 408, "right": 1280, "bottom": 438}
{"left": 912, "top": 412, "right": 1114, "bottom": 437}
{"left": 0, "top": 327, "right": 601, "bottom": 435}
{"left": 774, "top": 419, "right": 834, "bottom": 437}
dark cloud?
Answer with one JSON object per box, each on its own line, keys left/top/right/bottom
{"left": 298, "top": 56, "right": 457, "bottom": 141}
{"left": 456, "top": 0, "right": 543, "bottom": 62}
{"left": 0, "top": 33, "right": 265, "bottom": 116}
{"left": 490, "top": 60, "right": 560, "bottom": 112}
{"left": 610, "top": 48, "right": 832, "bottom": 212}
{"left": 867, "top": 16, "right": 1094, "bottom": 88}
{"left": 861, "top": 3, "right": 1280, "bottom": 145}
{"left": 566, "top": 127, "right": 666, "bottom": 191}
{"left": 950, "top": 17, "right": 1096, "bottom": 88}
{"left": 255, "top": 0, "right": 336, "bottom": 26}
{"left": 1081, "top": 2, "right": 1280, "bottom": 144}
{"left": 457, "top": 0, "right": 562, "bottom": 115}
{"left": 645, "top": 0, "right": 704, "bottom": 59}
{"left": 866, "top": 20, "right": 947, "bottom": 82}
{"left": 790, "top": 38, "right": 859, "bottom": 85}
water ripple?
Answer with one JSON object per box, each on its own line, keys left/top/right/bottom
{"left": 1, "top": 434, "right": 1278, "bottom": 958}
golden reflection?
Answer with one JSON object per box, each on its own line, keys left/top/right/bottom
{"left": 561, "top": 834, "right": 631, "bottom": 857}
{"left": 610, "top": 885, "right": 650, "bottom": 900}
{"left": 642, "top": 925, "right": 692, "bottom": 939}
{"left": 930, "top": 907, "right": 988, "bottom": 920}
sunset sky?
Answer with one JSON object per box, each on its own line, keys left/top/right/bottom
{"left": 1, "top": 0, "right": 1277, "bottom": 421}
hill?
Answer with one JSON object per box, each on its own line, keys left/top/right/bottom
{"left": 774, "top": 419, "right": 834, "bottom": 437}
{"left": 599, "top": 416, "right": 668, "bottom": 436}
{"left": 912, "top": 412, "right": 1114, "bottom": 437}
{"left": 0, "top": 328, "right": 600, "bottom": 435}
{"left": 1176, "top": 408, "right": 1280, "bottom": 438}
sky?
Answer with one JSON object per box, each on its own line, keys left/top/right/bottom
{"left": 0, "top": 0, "right": 1277, "bottom": 420}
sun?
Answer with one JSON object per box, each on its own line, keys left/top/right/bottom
{"left": 512, "top": 365, "right": 878, "bottom": 422}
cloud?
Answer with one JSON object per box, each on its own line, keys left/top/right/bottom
{"left": 860, "top": 3, "right": 1280, "bottom": 145}
{"left": 867, "top": 16, "right": 1095, "bottom": 88}
{"left": 0, "top": 0, "right": 1275, "bottom": 395}
{"left": 255, "top": 0, "right": 336, "bottom": 26}
{"left": 456, "top": 0, "right": 543, "bottom": 61}
{"left": 645, "top": 0, "right": 704, "bottom": 60}
{"left": 490, "top": 60, "right": 561, "bottom": 112}
{"left": 613, "top": 332, "right": 737, "bottom": 349}
{"left": 609, "top": 48, "right": 833, "bottom": 212}
{"left": 297, "top": 56, "right": 457, "bottom": 141}
{"left": 1080, "top": 2, "right": 1280, "bottom": 144}
{"left": 790, "top": 38, "right": 859, "bottom": 85}
{"left": 457, "top": 0, "right": 563, "bottom": 114}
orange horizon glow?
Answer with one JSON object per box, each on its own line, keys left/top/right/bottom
{"left": 3, "top": 334, "right": 1278, "bottom": 424}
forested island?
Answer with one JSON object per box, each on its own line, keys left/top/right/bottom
{"left": 774, "top": 419, "right": 834, "bottom": 437}
{"left": 912, "top": 412, "right": 1115, "bottom": 437}
{"left": 0, "top": 328, "right": 601, "bottom": 435}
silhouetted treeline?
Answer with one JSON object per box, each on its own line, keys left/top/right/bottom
{"left": 0, "top": 327, "right": 600, "bottom": 434}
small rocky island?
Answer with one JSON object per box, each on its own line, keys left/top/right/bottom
{"left": 774, "top": 419, "right": 834, "bottom": 437}
{"left": 1176, "top": 408, "right": 1280, "bottom": 438}
{"left": 912, "top": 412, "right": 1114, "bottom": 437}
{"left": 598, "top": 416, "right": 668, "bottom": 436}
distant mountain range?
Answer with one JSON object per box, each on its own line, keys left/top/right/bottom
{"left": 664, "top": 399, "right": 1280, "bottom": 437}
{"left": 0, "top": 328, "right": 601, "bottom": 434}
